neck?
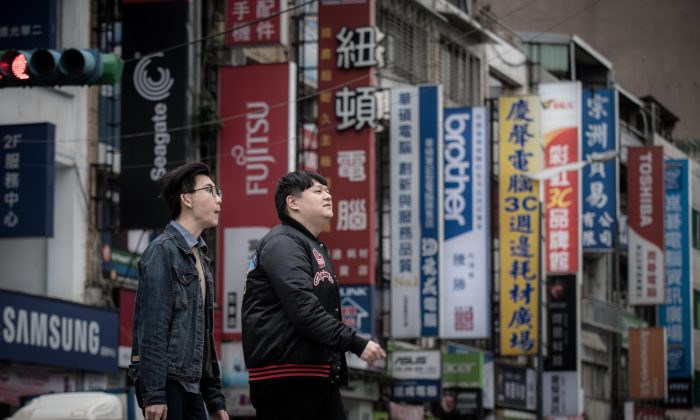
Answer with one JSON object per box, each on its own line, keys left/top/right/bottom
{"left": 175, "top": 216, "right": 203, "bottom": 239}
{"left": 289, "top": 214, "right": 321, "bottom": 237}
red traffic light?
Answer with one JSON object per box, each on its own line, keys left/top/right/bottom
{"left": 0, "top": 50, "right": 32, "bottom": 81}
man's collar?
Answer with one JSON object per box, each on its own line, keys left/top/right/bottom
{"left": 282, "top": 217, "right": 319, "bottom": 242}
{"left": 169, "top": 220, "right": 207, "bottom": 251}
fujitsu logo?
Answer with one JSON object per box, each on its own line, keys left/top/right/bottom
{"left": 313, "top": 249, "right": 326, "bottom": 268}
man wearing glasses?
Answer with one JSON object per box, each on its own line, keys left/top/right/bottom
{"left": 130, "top": 162, "right": 228, "bottom": 420}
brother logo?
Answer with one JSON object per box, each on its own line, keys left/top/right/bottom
{"left": 444, "top": 112, "right": 471, "bottom": 226}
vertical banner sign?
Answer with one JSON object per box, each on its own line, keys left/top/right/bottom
{"left": 121, "top": 0, "right": 190, "bottom": 229}
{"left": 317, "top": 0, "right": 382, "bottom": 285}
{"left": 581, "top": 88, "right": 617, "bottom": 251}
{"left": 225, "top": 0, "right": 287, "bottom": 47}
{"left": 659, "top": 160, "right": 693, "bottom": 378}
{"left": 543, "top": 274, "right": 580, "bottom": 417}
{"left": 498, "top": 96, "right": 541, "bottom": 356}
{"left": 441, "top": 107, "right": 490, "bottom": 339}
{"left": 544, "top": 275, "right": 577, "bottom": 371}
{"left": 628, "top": 327, "right": 667, "bottom": 400}
{"left": 627, "top": 147, "right": 665, "bottom": 305}
{"left": 540, "top": 82, "right": 582, "bottom": 274}
{"left": 0, "top": 123, "right": 55, "bottom": 237}
{"left": 390, "top": 85, "right": 443, "bottom": 338}
{"left": 217, "top": 63, "right": 296, "bottom": 339}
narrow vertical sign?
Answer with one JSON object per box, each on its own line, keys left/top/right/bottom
{"left": 659, "top": 160, "right": 693, "bottom": 378}
{"left": 540, "top": 82, "right": 582, "bottom": 274}
{"left": 627, "top": 147, "right": 665, "bottom": 305}
{"left": 391, "top": 85, "right": 443, "bottom": 337}
{"left": 441, "top": 107, "right": 490, "bottom": 339}
{"left": 498, "top": 96, "right": 541, "bottom": 356}
{"left": 581, "top": 88, "right": 617, "bottom": 251}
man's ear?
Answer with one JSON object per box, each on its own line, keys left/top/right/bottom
{"left": 286, "top": 195, "right": 298, "bottom": 213}
{"left": 180, "top": 193, "right": 193, "bottom": 209}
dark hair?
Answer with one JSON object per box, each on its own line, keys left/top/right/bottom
{"left": 159, "top": 162, "right": 211, "bottom": 220}
{"left": 274, "top": 170, "right": 327, "bottom": 221}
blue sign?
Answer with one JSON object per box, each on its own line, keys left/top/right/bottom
{"left": 659, "top": 160, "right": 693, "bottom": 377}
{"left": 581, "top": 88, "right": 617, "bottom": 251}
{"left": 0, "top": 0, "right": 57, "bottom": 49}
{"left": 0, "top": 123, "right": 55, "bottom": 237}
{"left": 444, "top": 107, "right": 473, "bottom": 238}
{"left": 392, "top": 379, "right": 441, "bottom": 402}
{"left": 419, "top": 85, "right": 441, "bottom": 337}
{"left": 0, "top": 289, "right": 119, "bottom": 373}
{"left": 340, "top": 285, "right": 373, "bottom": 337}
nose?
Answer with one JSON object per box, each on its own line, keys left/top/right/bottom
{"left": 216, "top": 194, "right": 222, "bottom": 204}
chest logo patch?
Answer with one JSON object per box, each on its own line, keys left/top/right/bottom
{"left": 313, "top": 248, "right": 326, "bottom": 268}
{"left": 313, "top": 270, "right": 334, "bottom": 286}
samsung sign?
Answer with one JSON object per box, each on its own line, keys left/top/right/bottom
{"left": 0, "top": 289, "right": 118, "bottom": 373}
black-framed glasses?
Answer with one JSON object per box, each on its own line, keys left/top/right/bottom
{"left": 185, "top": 185, "right": 222, "bottom": 198}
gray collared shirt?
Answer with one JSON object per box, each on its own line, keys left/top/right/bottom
{"left": 169, "top": 220, "right": 206, "bottom": 395}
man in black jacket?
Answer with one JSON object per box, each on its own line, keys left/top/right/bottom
{"left": 242, "top": 170, "right": 385, "bottom": 420}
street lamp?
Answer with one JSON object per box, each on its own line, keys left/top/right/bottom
{"left": 523, "top": 148, "right": 618, "bottom": 419}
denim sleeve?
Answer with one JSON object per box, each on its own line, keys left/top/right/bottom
{"left": 135, "top": 242, "right": 174, "bottom": 407}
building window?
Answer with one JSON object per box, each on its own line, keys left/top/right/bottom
{"left": 378, "top": 9, "right": 430, "bottom": 83}
{"left": 439, "top": 39, "right": 480, "bottom": 105}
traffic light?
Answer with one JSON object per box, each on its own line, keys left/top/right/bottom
{"left": 0, "top": 48, "right": 123, "bottom": 88}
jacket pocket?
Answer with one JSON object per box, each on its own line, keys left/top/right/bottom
{"left": 175, "top": 268, "right": 198, "bottom": 309}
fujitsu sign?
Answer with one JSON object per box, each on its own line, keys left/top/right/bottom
{"left": 627, "top": 147, "right": 665, "bottom": 305}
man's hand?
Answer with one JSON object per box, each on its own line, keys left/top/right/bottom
{"left": 360, "top": 340, "right": 386, "bottom": 364}
{"left": 145, "top": 404, "right": 167, "bottom": 420}
{"left": 211, "top": 409, "right": 229, "bottom": 420}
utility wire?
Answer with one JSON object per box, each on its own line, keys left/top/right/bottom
{"left": 10, "top": 0, "right": 607, "bottom": 166}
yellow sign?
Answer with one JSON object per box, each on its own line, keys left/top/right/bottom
{"left": 498, "top": 95, "right": 541, "bottom": 356}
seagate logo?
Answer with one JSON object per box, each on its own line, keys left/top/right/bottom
{"left": 133, "top": 52, "right": 174, "bottom": 101}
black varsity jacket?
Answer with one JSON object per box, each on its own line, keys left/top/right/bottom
{"left": 241, "top": 218, "right": 368, "bottom": 384}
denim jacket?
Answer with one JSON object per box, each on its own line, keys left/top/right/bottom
{"left": 129, "top": 223, "right": 225, "bottom": 413}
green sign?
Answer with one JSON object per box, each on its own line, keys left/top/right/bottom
{"left": 442, "top": 353, "right": 483, "bottom": 388}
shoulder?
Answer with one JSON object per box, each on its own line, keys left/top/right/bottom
{"left": 141, "top": 231, "right": 177, "bottom": 260}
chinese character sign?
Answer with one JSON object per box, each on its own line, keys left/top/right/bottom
{"left": 540, "top": 82, "right": 582, "bottom": 274}
{"left": 0, "top": 0, "right": 57, "bottom": 49}
{"left": 441, "top": 107, "right": 491, "bottom": 339}
{"left": 317, "top": 0, "right": 379, "bottom": 285}
{"left": 659, "top": 160, "right": 692, "bottom": 378}
{"left": 0, "top": 123, "right": 55, "bottom": 238}
{"left": 582, "top": 88, "right": 617, "bottom": 251}
{"left": 627, "top": 147, "right": 665, "bottom": 305}
{"left": 498, "top": 96, "right": 541, "bottom": 356}
{"left": 391, "top": 350, "right": 442, "bottom": 402}
{"left": 217, "top": 63, "right": 296, "bottom": 338}
{"left": 225, "top": 0, "right": 287, "bottom": 47}
{"left": 390, "top": 85, "right": 443, "bottom": 338}
{"left": 544, "top": 275, "right": 577, "bottom": 371}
